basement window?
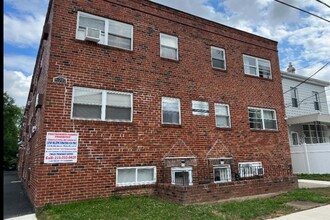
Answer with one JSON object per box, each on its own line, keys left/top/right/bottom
{"left": 72, "top": 87, "right": 133, "bottom": 122}
{"left": 214, "top": 164, "right": 232, "bottom": 183}
{"left": 238, "top": 162, "right": 264, "bottom": 178}
{"left": 116, "top": 166, "right": 156, "bottom": 186}
{"left": 171, "top": 167, "right": 193, "bottom": 186}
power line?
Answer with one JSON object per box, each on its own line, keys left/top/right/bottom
{"left": 283, "top": 60, "right": 330, "bottom": 95}
{"left": 285, "top": 89, "right": 330, "bottom": 108}
{"left": 315, "top": 0, "right": 330, "bottom": 9}
{"left": 274, "top": 0, "right": 330, "bottom": 23}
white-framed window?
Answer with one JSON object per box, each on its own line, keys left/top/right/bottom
{"left": 192, "top": 100, "right": 209, "bottom": 116}
{"left": 291, "top": 87, "right": 298, "bottom": 108}
{"left": 72, "top": 87, "right": 133, "bottom": 122}
{"left": 76, "top": 11, "right": 133, "bottom": 50}
{"left": 313, "top": 91, "right": 320, "bottom": 111}
{"left": 303, "top": 124, "right": 327, "bottom": 144}
{"left": 211, "top": 46, "right": 226, "bottom": 70}
{"left": 171, "top": 167, "right": 193, "bottom": 186}
{"left": 238, "top": 162, "right": 264, "bottom": 178}
{"left": 162, "top": 97, "right": 181, "bottom": 125}
{"left": 243, "top": 55, "right": 272, "bottom": 79}
{"left": 116, "top": 166, "right": 156, "bottom": 186}
{"left": 291, "top": 131, "right": 299, "bottom": 145}
{"left": 215, "top": 104, "right": 231, "bottom": 128}
{"left": 160, "top": 33, "right": 178, "bottom": 60}
{"left": 248, "top": 107, "right": 277, "bottom": 130}
{"left": 214, "top": 164, "right": 232, "bottom": 183}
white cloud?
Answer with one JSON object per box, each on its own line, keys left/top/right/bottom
{"left": 4, "top": 55, "right": 36, "bottom": 74}
{"left": 3, "top": 69, "right": 32, "bottom": 107}
{"left": 4, "top": 14, "right": 45, "bottom": 48}
{"left": 4, "top": 0, "right": 48, "bottom": 16}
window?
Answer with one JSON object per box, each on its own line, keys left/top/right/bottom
{"left": 215, "top": 104, "right": 231, "bottom": 128}
{"left": 214, "top": 164, "right": 232, "bottom": 183}
{"left": 76, "top": 12, "right": 133, "bottom": 50}
{"left": 192, "top": 101, "right": 209, "bottom": 116}
{"left": 116, "top": 166, "right": 156, "bottom": 186}
{"left": 171, "top": 167, "right": 192, "bottom": 186}
{"left": 160, "top": 33, "right": 178, "bottom": 60}
{"left": 162, "top": 97, "right": 181, "bottom": 125}
{"left": 313, "top": 92, "right": 320, "bottom": 111}
{"left": 211, "top": 47, "right": 226, "bottom": 70}
{"left": 239, "top": 162, "right": 264, "bottom": 178}
{"left": 303, "top": 124, "right": 327, "bottom": 144}
{"left": 243, "top": 55, "right": 272, "bottom": 79}
{"left": 291, "top": 88, "right": 298, "bottom": 108}
{"left": 248, "top": 107, "right": 277, "bottom": 130}
{"left": 291, "top": 132, "right": 299, "bottom": 145}
{"left": 72, "top": 87, "right": 132, "bottom": 122}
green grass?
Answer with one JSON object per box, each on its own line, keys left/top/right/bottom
{"left": 295, "top": 174, "right": 330, "bottom": 181}
{"left": 36, "top": 188, "right": 330, "bottom": 220}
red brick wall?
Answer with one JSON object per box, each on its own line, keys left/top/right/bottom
{"left": 19, "top": 0, "right": 295, "bottom": 208}
{"left": 156, "top": 176, "right": 298, "bottom": 204}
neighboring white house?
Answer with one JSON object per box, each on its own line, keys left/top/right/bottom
{"left": 282, "top": 63, "right": 330, "bottom": 174}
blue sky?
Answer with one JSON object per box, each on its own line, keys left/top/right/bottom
{"left": 3, "top": 0, "right": 330, "bottom": 108}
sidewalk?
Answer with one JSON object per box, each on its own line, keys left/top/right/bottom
{"left": 270, "top": 204, "right": 330, "bottom": 220}
{"left": 5, "top": 214, "right": 37, "bottom": 220}
{"left": 298, "top": 179, "right": 330, "bottom": 188}
{"left": 269, "top": 179, "right": 330, "bottom": 220}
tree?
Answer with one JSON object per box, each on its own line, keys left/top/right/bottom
{"left": 3, "top": 92, "right": 23, "bottom": 169}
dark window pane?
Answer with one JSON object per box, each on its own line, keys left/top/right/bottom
{"left": 73, "top": 104, "right": 101, "bottom": 119}
{"left": 314, "top": 102, "right": 320, "bottom": 110}
{"left": 174, "top": 172, "right": 189, "bottom": 186}
{"left": 292, "top": 98, "right": 298, "bottom": 107}
{"left": 249, "top": 119, "right": 263, "bottom": 129}
{"left": 163, "top": 111, "right": 179, "bottom": 124}
{"left": 264, "top": 120, "right": 277, "bottom": 129}
{"left": 106, "top": 107, "right": 131, "bottom": 121}
{"left": 212, "top": 58, "right": 225, "bottom": 69}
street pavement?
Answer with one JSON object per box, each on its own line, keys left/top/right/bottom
{"left": 3, "top": 171, "right": 35, "bottom": 219}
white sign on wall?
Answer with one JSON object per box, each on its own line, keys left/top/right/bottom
{"left": 44, "top": 132, "right": 79, "bottom": 164}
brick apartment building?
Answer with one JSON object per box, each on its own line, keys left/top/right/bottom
{"left": 18, "top": 0, "right": 297, "bottom": 208}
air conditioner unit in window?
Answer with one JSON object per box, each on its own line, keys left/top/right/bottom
{"left": 32, "top": 126, "right": 37, "bottom": 133}
{"left": 35, "top": 93, "right": 44, "bottom": 108}
{"left": 84, "top": 27, "right": 101, "bottom": 42}
{"left": 257, "top": 167, "right": 264, "bottom": 176}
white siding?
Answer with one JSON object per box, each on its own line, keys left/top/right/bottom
{"left": 282, "top": 77, "right": 329, "bottom": 118}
